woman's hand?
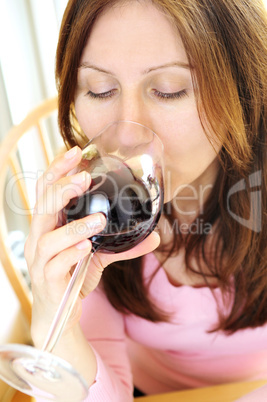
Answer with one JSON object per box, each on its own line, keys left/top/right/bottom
{"left": 25, "top": 146, "right": 160, "bottom": 348}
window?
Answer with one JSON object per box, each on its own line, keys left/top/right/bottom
{"left": 0, "top": 0, "right": 67, "bottom": 133}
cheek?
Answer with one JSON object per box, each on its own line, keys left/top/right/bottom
{"left": 159, "top": 106, "right": 213, "bottom": 157}
{"left": 74, "top": 98, "right": 115, "bottom": 140}
{"left": 157, "top": 104, "right": 220, "bottom": 181}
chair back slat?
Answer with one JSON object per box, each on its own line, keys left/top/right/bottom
{"left": 36, "top": 121, "right": 53, "bottom": 167}
{"left": 0, "top": 237, "right": 32, "bottom": 323}
{"left": 0, "top": 97, "right": 58, "bottom": 324}
{"left": 9, "top": 152, "right": 33, "bottom": 225}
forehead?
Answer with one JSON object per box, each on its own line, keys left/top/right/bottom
{"left": 80, "top": 1, "right": 188, "bottom": 69}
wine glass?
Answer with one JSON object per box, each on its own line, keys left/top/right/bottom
{"left": 0, "top": 121, "right": 164, "bottom": 401}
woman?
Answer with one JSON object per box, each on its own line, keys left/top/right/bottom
{"left": 25, "top": 0, "right": 267, "bottom": 400}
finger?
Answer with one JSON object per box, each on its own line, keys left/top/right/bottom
{"left": 100, "top": 231, "right": 160, "bottom": 264}
{"left": 31, "top": 213, "right": 106, "bottom": 270}
{"left": 36, "top": 146, "right": 82, "bottom": 201}
{"left": 80, "top": 231, "right": 160, "bottom": 296}
{"left": 30, "top": 171, "right": 91, "bottom": 243}
{"left": 43, "top": 239, "right": 91, "bottom": 284}
{"left": 30, "top": 239, "right": 92, "bottom": 309}
{"left": 35, "top": 170, "right": 91, "bottom": 216}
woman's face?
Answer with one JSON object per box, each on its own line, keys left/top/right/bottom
{"left": 74, "top": 1, "right": 221, "bottom": 202}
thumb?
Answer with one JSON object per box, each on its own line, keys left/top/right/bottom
{"left": 80, "top": 231, "right": 160, "bottom": 297}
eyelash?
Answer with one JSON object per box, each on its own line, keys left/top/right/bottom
{"left": 153, "top": 89, "right": 188, "bottom": 100}
{"left": 86, "top": 90, "right": 115, "bottom": 99}
{"left": 86, "top": 89, "right": 188, "bottom": 101}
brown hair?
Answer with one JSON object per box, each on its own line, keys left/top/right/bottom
{"left": 56, "top": 0, "right": 267, "bottom": 332}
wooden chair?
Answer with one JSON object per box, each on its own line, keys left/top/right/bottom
{"left": 9, "top": 379, "right": 267, "bottom": 402}
{"left": 136, "top": 379, "right": 267, "bottom": 401}
{"left": 0, "top": 97, "right": 59, "bottom": 401}
{"left": 0, "top": 96, "right": 58, "bottom": 326}
{"left": 6, "top": 378, "right": 267, "bottom": 402}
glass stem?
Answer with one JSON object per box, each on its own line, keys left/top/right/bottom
{"left": 41, "top": 252, "right": 93, "bottom": 353}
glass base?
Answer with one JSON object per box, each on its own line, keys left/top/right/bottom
{"left": 0, "top": 344, "right": 89, "bottom": 401}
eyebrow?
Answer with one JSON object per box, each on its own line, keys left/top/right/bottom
{"left": 78, "top": 61, "right": 191, "bottom": 75}
{"left": 144, "top": 61, "right": 191, "bottom": 73}
{"left": 79, "top": 63, "right": 114, "bottom": 75}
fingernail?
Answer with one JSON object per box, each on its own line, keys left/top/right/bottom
{"left": 86, "top": 214, "right": 106, "bottom": 231}
{"left": 65, "top": 146, "right": 78, "bottom": 159}
{"left": 71, "top": 171, "right": 89, "bottom": 184}
{"left": 76, "top": 239, "right": 90, "bottom": 250}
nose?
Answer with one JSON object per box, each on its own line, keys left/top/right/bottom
{"left": 116, "top": 121, "right": 155, "bottom": 150}
{"left": 116, "top": 91, "right": 151, "bottom": 130}
{"left": 111, "top": 90, "right": 163, "bottom": 151}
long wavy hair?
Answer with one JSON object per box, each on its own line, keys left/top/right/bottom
{"left": 56, "top": 0, "right": 267, "bottom": 332}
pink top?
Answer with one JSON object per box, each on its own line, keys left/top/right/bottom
{"left": 80, "top": 253, "right": 267, "bottom": 401}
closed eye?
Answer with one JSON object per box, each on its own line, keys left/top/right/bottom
{"left": 86, "top": 89, "right": 116, "bottom": 99}
{"left": 153, "top": 89, "right": 188, "bottom": 100}
{"left": 86, "top": 88, "right": 188, "bottom": 101}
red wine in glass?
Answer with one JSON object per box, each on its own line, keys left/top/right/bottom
{"left": 63, "top": 155, "right": 163, "bottom": 253}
